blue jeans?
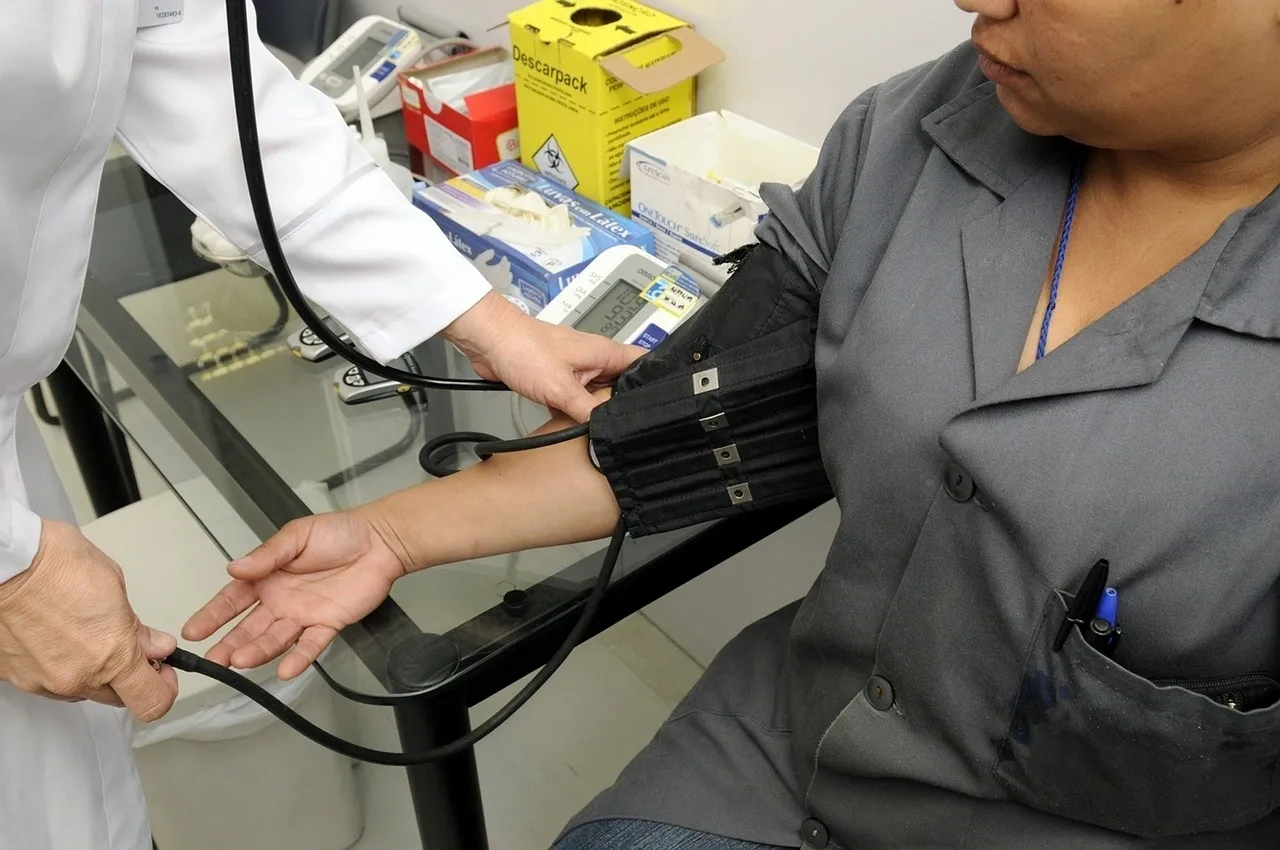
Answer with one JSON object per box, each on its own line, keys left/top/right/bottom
{"left": 553, "top": 819, "right": 787, "bottom": 849}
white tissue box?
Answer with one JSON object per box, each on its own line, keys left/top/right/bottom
{"left": 414, "top": 161, "right": 656, "bottom": 312}
{"left": 623, "top": 111, "right": 820, "bottom": 282}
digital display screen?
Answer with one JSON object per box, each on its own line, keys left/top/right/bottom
{"left": 334, "top": 37, "right": 386, "bottom": 80}
{"left": 574, "top": 281, "right": 648, "bottom": 338}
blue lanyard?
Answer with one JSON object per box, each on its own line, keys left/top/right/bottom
{"left": 1036, "top": 162, "right": 1084, "bottom": 361}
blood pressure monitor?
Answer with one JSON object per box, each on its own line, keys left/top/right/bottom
{"left": 300, "top": 16, "right": 428, "bottom": 122}
{"left": 537, "top": 247, "right": 708, "bottom": 350}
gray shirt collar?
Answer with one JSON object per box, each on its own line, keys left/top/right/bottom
{"left": 923, "top": 81, "right": 1280, "bottom": 345}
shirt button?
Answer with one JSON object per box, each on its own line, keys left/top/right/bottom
{"left": 801, "top": 818, "right": 830, "bottom": 849}
{"left": 944, "top": 462, "right": 976, "bottom": 502}
{"left": 866, "top": 675, "right": 895, "bottom": 711}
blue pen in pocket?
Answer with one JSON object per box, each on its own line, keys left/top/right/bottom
{"left": 1097, "top": 588, "right": 1118, "bottom": 628}
{"left": 1084, "top": 587, "right": 1122, "bottom": 658}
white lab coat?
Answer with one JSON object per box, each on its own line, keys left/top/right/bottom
{"left": 1, "top": 1, "right": 490, "bottom": 846}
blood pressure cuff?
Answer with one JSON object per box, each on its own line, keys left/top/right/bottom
{"left": 588, "top": 243, "right": 833, "bottom": 537}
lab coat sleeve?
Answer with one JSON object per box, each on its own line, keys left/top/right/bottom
{"left": 113, "top": 0, "right": 491, "bottom": 363}
{"left": 0, "top": 498, "right": 41, "bottom": 585}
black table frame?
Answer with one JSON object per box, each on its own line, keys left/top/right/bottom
{"left": 61, "top": 272, "right": 824, "bottom": 850}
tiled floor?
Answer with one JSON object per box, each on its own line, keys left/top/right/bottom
{"left": 30, "top": 392, "right": 704, "bottom": 850}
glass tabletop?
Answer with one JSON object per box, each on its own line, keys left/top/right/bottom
{"left": 71, "top": 150, "right": 731, "bottom": 701}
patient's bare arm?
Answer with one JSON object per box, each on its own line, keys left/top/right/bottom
{"left": 366, "top": 390, "right": 619, "bottom": 575}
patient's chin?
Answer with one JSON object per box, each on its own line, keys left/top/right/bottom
{"left": 995, "top": 87, "right": 1070, "bottom": 140}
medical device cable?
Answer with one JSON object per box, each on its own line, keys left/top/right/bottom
{"left": 419, "top": 423, "right": 592, "bottom": 478}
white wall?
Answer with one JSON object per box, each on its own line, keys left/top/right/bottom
{"left": 341, "top": 0, "right": 974, "bottom": 665}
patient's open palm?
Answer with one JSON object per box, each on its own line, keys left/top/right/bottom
{"left": 182, "top": 511, "right": 409, "bottom": 680}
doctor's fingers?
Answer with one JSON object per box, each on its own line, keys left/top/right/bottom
{"left": 33, "top": 686, "right": 120, "bottom": 709}
{"left": 107, "top": 644, "right": 178, "bottom": 722}
{"left": 544, "top": 379, "right": 602, "bottom": 424}
{"left": 183, "top": 579, "right": 259, "bottom": 642}
{"left": 33, "top": 690, "right": 90, "bottom": 704}
{"left": 139, "top": 626, "right": 181, "bottom": 694}
{"left": 37, "top": 668, "right": 175, "bottom": 716}
{"left": 567, "top": 332, "right": 645, "bottom": 378}
{"left": 139, "top": 624, "right": 178, "bottom": 662}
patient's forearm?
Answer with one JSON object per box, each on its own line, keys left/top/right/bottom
{"left": 364, "top": 406, "right": 619, "bottom": 574}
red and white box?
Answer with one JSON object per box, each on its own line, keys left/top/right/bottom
{"left": 398, "top": 47, "right": 520, "bottom": 179}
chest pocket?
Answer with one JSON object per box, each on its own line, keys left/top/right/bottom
{"left": 996, "top": 590, "right": 1280, "bottom": 839}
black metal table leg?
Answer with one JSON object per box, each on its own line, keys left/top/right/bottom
{"left": 389, "top": 634, "right": 489, "bottom": 850}
{"left": 44, "top": 360, "right": 141, "bottom": 517}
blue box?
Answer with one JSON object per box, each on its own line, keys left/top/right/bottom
{"left": 413, "top": 161, "right": 656, "bottom": 313}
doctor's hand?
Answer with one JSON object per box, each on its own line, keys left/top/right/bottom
{"left": 182, "top": 510, "right": 409, "bottom": 681}
{"left": 444, "top": 291, "right": 643, "bottom": 423}
{"left": 0, "top": 521, "right": 179, "bottom": 722}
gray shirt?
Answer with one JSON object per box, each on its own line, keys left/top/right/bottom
{"left": 567, "top": 42, "right": 1280, "bottom": 848}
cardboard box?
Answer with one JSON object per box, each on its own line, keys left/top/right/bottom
{"left": 624, "top": 110, "right": 820, "bottom": 281}
{"left": 413, "top": 160, "right": 656, "bottom": 313}
{"left": 398, "top": 48, "right": 521, "bottom": 179}
{"left": 507, "top": 0, "right": 724, "bottom": 214}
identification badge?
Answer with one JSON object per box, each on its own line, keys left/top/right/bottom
{"left": 138, "top": 0, "right": 184, "bottom": 28}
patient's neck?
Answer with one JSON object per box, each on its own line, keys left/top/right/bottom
{"left": 1094, "top": 125, "right": 1280, "bottom": 213}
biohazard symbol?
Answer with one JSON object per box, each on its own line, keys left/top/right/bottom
{"left": 532, "top": 135, "right": 579, "bottom": 191}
